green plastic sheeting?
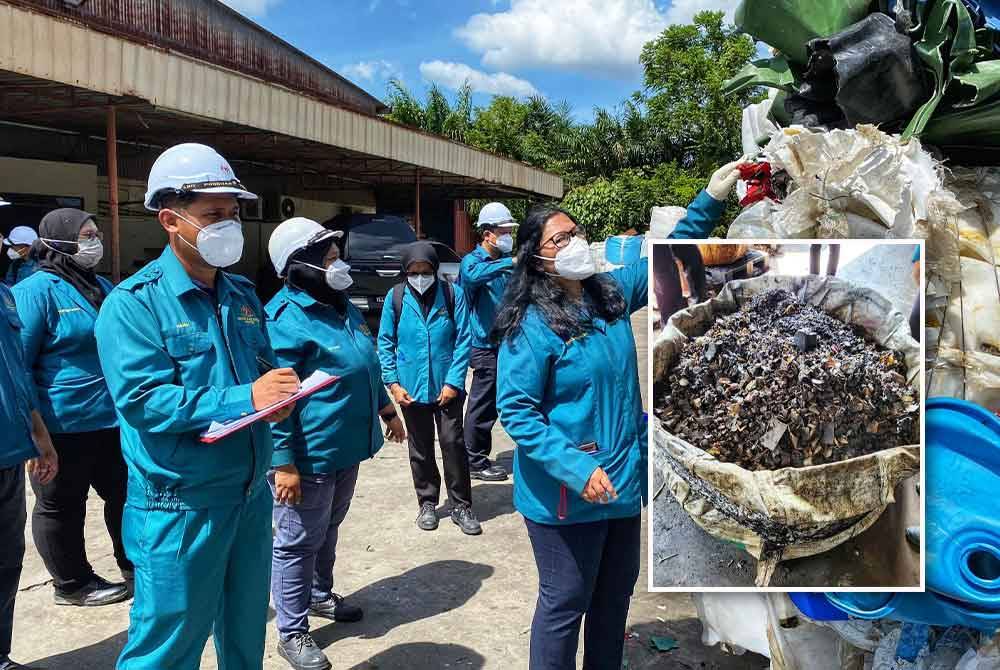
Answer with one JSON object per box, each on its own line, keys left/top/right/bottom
{"left": 722, "top": 56, "right": 797, "bottom": 96}
{"left": 952, "top": 60, "right": 1000, "bottom": 106}
{"left": 734, "top": 0, "right": 872, "bottom": 65}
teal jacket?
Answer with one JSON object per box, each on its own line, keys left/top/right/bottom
{"left": 669, "top": 190, "right": 727, "bottom": 239}
{"left": 377, "top": 281, "right": 472, "bottom": 404}
{"left": 13, "top": 271, "right": 116, "bottom": 434}
{"left": 496, "top": 259, "right": 648, "bottom": 525}
{"left": 458, "top": 246, "right": 513, "bottom": 350}
{"left": 4, "top": 258, "right": 38, "bottom": 287}
{"left": 95, "top": 246, "right": 275, "bottom": 510}
{"left": 0, "top": 284, "right": 38, "bottom": 469}
{"left": 265, "top": 285, "right": 390, "bottom": 474}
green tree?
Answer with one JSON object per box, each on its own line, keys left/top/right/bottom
{"left": 639, "top": 10, "right": 759, "bottom": 174}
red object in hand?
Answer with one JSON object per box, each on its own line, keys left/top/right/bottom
{"left": 738, "top": 161, "right": 776, "bottom": 207}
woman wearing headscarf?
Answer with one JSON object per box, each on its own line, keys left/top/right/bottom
{"left": 12, "top": 208, "right": 132, "bottom": 607}
{"left": 264, "top": 217, "right": 406, "bottom": 670}
{"left": 493, "top": 205, "right": 647, "bottom": 670}
{"left": 377, "top": 241, "right": 479, "bottom": 535}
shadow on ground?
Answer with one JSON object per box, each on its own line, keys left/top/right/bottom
{"left": 345, "top": 641, "right": 486, "bottom": 669}
{"left": 312, "top": 560, "right": 493, "bottom": 648}
{"left": 28, "top": 630, "right": 128, "bottom": 669}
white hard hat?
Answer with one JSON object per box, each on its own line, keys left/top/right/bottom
{"left": 268, "top": 217, "right": 343, "bottom": 277}
{"left": 3, "top": 226, "right": 37, "bottom": 246}
{"left": 144, "top": 143, "right": 258, "bottom": 211}
{"left": 476, "top": 202, "right": 516, "bottom": 229}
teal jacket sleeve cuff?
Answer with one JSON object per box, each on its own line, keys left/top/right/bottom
{"left": 669, "top": 190, "right": 726, "bottom": 239}
{"left": 224, "top": 383, "right": 256, "bottom": 421}
{"left": 271, "top": 448, "right": 295, "bottom": 468}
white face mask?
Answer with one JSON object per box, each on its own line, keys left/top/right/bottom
{"left": 408, "top": 274, "right": 435, "bottom": 295}
{"left": 535, "top": 236, "right": 596, "bottom": 280}
{"left": 6, "top": 248, "right": 20, "bottom": 261}
{"left": 299, "top": 258, "right": 353, "bottom": 291}
{"left": 73, "top": 239, "right": 104, "bottom": 269}
{"left": 492, "top": 233, "right": 514, "bottom": 254}
{"left": 172, "top": 211, "right": 244, "bottom": 268}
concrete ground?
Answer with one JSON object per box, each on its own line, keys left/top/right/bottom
{"left": 11, "top": 308, "right": 768, "bottom": 669}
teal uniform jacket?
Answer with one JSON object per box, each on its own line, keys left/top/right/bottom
{"left": 94, "top": 246, "right": 276, "bottom": 511}
{"left": 669, "top": 190, "right": 727, "bottom": 239}
{"left": 376, "top": 281, "right": 472, "bottom": 404}
{"left": 4, "top": 257, "right": 38, "bottom": 286}
{"left": 13, "top": 271, "right": 116, "bottom": 434}
{"left": 0, "top": 284, "right": 38, "bottom": 469}
{"left": 265, "top": 285, "right": 390, "bottom": 474}
{"left": 458, "top": 246, "right": 513, "bottom": 350}
{"left": 497, "top": 259, "right": 648, "bottom": 525}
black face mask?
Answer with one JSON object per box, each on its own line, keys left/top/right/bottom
{"left": 286, "top": 241, "right": 346, "bottom": 311}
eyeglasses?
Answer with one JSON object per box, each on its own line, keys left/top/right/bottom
{"left": 407, "top": 271, "right": 434, "bottom": 278}
{"left": 78, "top": 230, "right": 104, "bottom": 242}
{"left": 541, "top": 227, "right": 586, "bottom": 250}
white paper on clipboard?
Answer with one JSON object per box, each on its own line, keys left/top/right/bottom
{"left": 200, "top": 370, "right": 337, "bottom": 443}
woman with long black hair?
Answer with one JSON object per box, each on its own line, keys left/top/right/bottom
{"left": 493, "top": 205, "right": 647, "bottom": 669}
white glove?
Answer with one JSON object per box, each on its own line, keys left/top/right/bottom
{"left": 706, "top": 158, "right": 746, "bottom": 201}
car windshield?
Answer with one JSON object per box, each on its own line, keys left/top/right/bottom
{"left": 346, "top": 217, "right": 416, "bottom": 261}
{"left": 430, "top": 242, "right": 461, "bottom": 263}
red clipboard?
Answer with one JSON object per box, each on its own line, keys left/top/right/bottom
{"left": 199, "top": 371, "right": 339, "bottom": 443}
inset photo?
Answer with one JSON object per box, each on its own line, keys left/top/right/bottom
{"left": 650, "top": 242, "right": 924, "bottom": 589}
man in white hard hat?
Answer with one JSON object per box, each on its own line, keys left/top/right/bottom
{"left": 2, "top": 226, "right": 39, "bottom": 287}
{"left": 456, "top": 202, "right": 518, "bottom": 482}
{"left": 94, "top": 143, "right": 301, "bottom": 670}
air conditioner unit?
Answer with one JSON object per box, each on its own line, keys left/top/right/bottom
{"left": 277, "top": 196, "right": 340, "bottom": 223}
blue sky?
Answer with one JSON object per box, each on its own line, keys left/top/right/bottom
{"left": 222, "top": 0, "right": 741, "bottom": 121}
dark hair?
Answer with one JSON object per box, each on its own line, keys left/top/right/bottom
{"left": 157, "top": 191, "right": 200, "bottom": 211}
{"left": 490, "top": 205, "right": 627, "bottom": 344}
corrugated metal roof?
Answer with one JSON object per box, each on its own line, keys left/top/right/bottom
{"left": 0, "top": 1, "right": 564, "bottom": 198}
{"left": 8, "top": 0, "right": 387, "bottom": 115}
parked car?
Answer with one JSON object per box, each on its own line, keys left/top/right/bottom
{"left": 323, "top": 213, "right": 461, "bottom": 333}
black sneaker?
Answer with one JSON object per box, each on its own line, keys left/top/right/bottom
{"left": 276, "top": 633, "right": 330, "bottom": 670}
{"left": 54, "top": 575, "right": 130, "bottom": 607}
{"left": 417, "top": 502, "right": 438, "bottom": 531}
{"left": 309, "top": 593, "right": 363, "bottom": 623}
{"left": 451, "top": 505, "right": 483, "bottom": 536}
{"left": 470, "top": 464, "right": 508, "bottom": 482}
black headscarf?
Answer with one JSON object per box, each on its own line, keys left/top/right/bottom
{"left": 32, "top": 208, "right": 106, "bottom": 310}
{"left": 401, "top": 241, "right": 440, "bottom": 315}
{"left": 286, "top": 237, "right": 347, "bottom": 314}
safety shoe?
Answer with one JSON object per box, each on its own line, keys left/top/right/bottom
{"left": 277, "top": 633, "right": 330, "bottom": 670}
{"left": 0, "top": 656, "right": 41, "bottom": 670}
{"left": 905, "top": 526, "right": 921, "bottom": 549}
{"left": 451, "top": 505, "right": 483, "bottom": 536}
{"left": 469, "top": 464, "right": 508, "bottom": 482}
{"left": 54, "top": 575, "right": 130, "bottom": 607}
{"left": 417, "top": 502, "right": 439, "bottom": 531}
{"left": 309, "top": 593, "right": 363, "bottom": 623}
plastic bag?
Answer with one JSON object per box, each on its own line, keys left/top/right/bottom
{"left": 653, "top": 275, "right": 921, "bottom": 585}
{"left": 649, "top": 206, "right": 687, "bottom": 239}
{"left": 734, "top": 0, "right": 873, "bottom": 65}
{"left": 694, "top": 592, "right": 771, "bottom": 657}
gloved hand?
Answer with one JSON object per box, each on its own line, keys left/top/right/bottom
{"left": 706, "top": 158, "right": 747, "bottom": 201}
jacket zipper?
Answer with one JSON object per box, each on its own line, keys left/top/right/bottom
{"left": 215, "top": 301, "right": 255, "bottom": 497}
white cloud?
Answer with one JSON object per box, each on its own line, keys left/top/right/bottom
{"left": 219, "top": 0, "right": 282, "bottom": 17}
{"left": 456, "top": 0, "right": 670, "bottom": 76}
{"left": 664, "top": 0, "right": 741, "bottom": 25}
{"left": 419, "top": 61, "right": 539, "bottom": 97}
{"left": 341, "top": 60, "right": 401, "bottom": 83}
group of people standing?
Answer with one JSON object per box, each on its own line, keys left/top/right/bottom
{"left": 0, "top": 143, "right": 739, "bottom": 670}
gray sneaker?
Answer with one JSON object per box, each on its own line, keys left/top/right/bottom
{"left": 451, "top": 505, "right": 483, "bottom": 536}
{"left": 417, "top": 502, "right": 439, "bottom": 531}
{"left": 277, "top": 633, "right": 331, "bottom": 670}
{"left": 54, "top": 576, "right": 130, "bottom": 607}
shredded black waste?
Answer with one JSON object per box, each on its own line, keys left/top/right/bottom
{"left": 655, "top": 289, "right": 919, "bottom": 470}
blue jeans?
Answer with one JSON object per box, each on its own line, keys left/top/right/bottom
{"left": 269, "top": 466, "right": 359, "bottom": 638}
{"left": 117, "top": 485, "right": 272, "bottom": 670}
{"left": 524, "top": 514, "right": 641, "bottom": 670}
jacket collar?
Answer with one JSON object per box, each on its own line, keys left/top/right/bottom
{"left": 158, "top": 245, "right": 237, "bottom": 304}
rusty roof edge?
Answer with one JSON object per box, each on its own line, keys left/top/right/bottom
{"left": 203, "top": 0, "right": 389, "bottom": 114}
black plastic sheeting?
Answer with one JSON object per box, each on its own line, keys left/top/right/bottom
{"left": 786, "top": 13, "right": 931, "bottom": 129}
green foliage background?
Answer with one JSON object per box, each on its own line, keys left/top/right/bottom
{"left": 383, "top": 11, "right": 759, "bottom": 237}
